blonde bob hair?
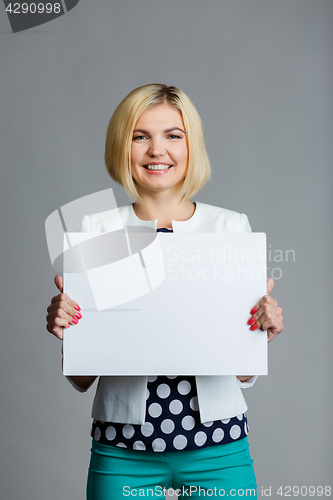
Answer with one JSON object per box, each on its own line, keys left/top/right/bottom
{"left": 104, "top": 84, "right": 211, "bottom": 202}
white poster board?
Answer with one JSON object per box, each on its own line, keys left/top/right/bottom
{"left": 63, "top": 232, "right": 267, "bottom": 376}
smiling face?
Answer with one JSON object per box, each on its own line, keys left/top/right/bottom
{"left": 130, "top": 104, "right": 188, "bottom": 198}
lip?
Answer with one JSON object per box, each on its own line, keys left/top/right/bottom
{"left": 144, "top": 162, "right": 171, "bottom": 166}
{"left": 142, "top": 163, "right": 173, "bottom": 175}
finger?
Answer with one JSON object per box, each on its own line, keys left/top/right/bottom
{"left": 266, "top": 277, "right": 274, "bottom": 295}
{"left": 50, "top": 293, "right": 81, "bottom": 313}
{"left": 46, "top": 303, "right": 80, "bottom": 325}
{"left": 267, "top": 322, "right": 284, "bottom": 342}
{"left": 250, "top": 294, "right": 277, "bottom": 317}
{"left": 54, "top": 274, "right": 63, "bottom": 293}
{"left": 47, "top": 294, "right": 82, "bottom": 326}
{"left": 46, "top": 316, "right": 69, "bottom": 340}
{"left": 262, "top": 316, "right": 284, "bottom": 336}
{"left": 248, "top": 301, "right": 281, "bottom": 331}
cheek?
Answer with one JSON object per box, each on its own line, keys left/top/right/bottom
{"left": 173, "top": 144, "right": 188, "bottom": 164}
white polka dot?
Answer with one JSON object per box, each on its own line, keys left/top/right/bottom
{"left": 221, "top": 418, "right": 230, "bottom": 424}
{"left": 160, "top": 419, "right": 175, "bottom": 434}
{"left": 194, "top": 431, "right": 207, "bottom": 447}
{"left": 244, "top": 422, "right": 248, "bottom": 435}
{"left": 116, "top": 442, "right": 127, "bottom": 448}
{"left": 230, "top": 425, "right": 241, "bottom": 440}
{"left": 105, "top": 426, "right": 116, "bottom": 441}
{"left": 237, "top": 414, "right": 244, "bottom": 421}
{"left": 156, "top": 383, "right": 171, "bottom": 399}
{"left": 146, "top": 388, "right": 150, "bottom": 400}
{"left": 169, "top": 399, "right": 183, "bottom": 415}
{"left": 173, "top": 434, "right": 187, "bottom": 450}
{"left": 181, "top": 415, "right": 195, "bottom": 431}
{"left": 189, "top": 396, "right": 199, "bottom": 411}
{"left": 203, "top": 421, "right": 214, "bottom": 427}
{"left": 177, "top": 380, "right": 191, "bottom": 395}
{"left": 99, "top": 420, "right": 105, "bottom": 424}
{"left": 167, "top": 375, "right": 177, "bottom": 379}
{"left": 94, "top": 427, "right": 101, "bottom": 441}
{"left": 152, "top": 438, "right": 166, "bottom": 452}
{"left": 148, "top": 375, "right": 157, "bottom": 382}
{"left": 141, "top": 422, "right": 154, "bottom": 437}
{"left": 133, "top": 441, "right": 146, "bottom": 450}
{"left": 148, "top": 402, "right": 162, "bottom": 418}
{"left": 122, "top": 424, "right": 135, "bottom": 439}
{"left": 212, "top": 428, "right": 224, "bottom": 443}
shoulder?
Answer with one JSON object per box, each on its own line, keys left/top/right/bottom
{"left": 194, "top": 202, "right": 252, "bottom": 233}
{"left": 79, "top": 205, "right": 132, "bottom": 233}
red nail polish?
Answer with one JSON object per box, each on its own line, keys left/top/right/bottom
{"left": 75, "top": 305, "right": 81, "bottom": 311}
{"left": 250, "top": 324, "right": 258, "bottom": 331}
{"left": 72, "top": 318, "right": 78, "bottom": 324}
{"left": 251, "top": 307, "right": 258, "bottom": 315}
{"left": 75, "top": 313, "right": 82, "bottom": 319}
{"left": 248, "top": 317, "right": 255, "bottom": 325}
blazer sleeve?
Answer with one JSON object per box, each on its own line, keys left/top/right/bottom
{"left": 238, "top": 213, "right": 252, "bottom": 233}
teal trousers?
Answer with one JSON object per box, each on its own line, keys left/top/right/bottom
{"left": 87, "top": 436, "right": 257, "bottom": 499}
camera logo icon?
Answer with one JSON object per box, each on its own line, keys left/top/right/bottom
{"left": 45, "top": 188, "right": 165, "bottom": 311}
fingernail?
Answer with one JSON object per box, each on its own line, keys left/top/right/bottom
{"left": 72, "top": 318, "right": 79, "bottom": 324}
{"left": 75, "top": 305, "right": 81, "bottom": 311}
{"left": 248, "top": 317, "right": 255, "bottom": 325}
{"left": 250, "top": 324, "right": 258, "bottom": 331}
{"left": 67, "top": 324, "right": 70, "bottom": 328}
{"left": 75, "top": 313, "right": 82, "bottom": 319}
{"left": 250, "top": 307, "right": 258, "bottom": 315}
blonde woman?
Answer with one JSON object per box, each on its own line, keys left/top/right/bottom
{"left": 46, "top": 84, "right": 283, "bottom": 499}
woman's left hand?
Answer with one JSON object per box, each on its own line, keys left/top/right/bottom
{"left": 248, "top": 277, "right": 284, "bottom": 343}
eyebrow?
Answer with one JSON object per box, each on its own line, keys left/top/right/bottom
{"left": 133, "top": 127, "right": 186, "bottom": 134}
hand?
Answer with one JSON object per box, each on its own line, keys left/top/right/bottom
{"left": 46, "top": 275, "right": 82, "bottom": 340}
{"left": 247, "top": 277, "right": 284, "bottom": 343}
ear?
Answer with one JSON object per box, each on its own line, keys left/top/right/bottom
{"left": 267, "top": 277, "right": 275, "bottom": 295}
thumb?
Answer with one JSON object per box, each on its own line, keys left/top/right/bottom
{"left": 54, "top": 274, "right": 63, "bottom": 293}
{"left": 267, "top": 277, "right": 274, "bottom": 295}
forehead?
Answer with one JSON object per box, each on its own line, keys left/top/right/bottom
{"left": 135, "top": 104, "right": 184, "bottom": 129}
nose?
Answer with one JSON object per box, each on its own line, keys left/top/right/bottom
{"left": 148, "top": 138, "right": 166, "bottom": 158}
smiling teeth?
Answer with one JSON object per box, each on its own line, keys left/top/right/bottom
{"left": 146, "top": 164, "right": 171, "bottom": 170}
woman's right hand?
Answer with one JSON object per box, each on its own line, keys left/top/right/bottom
{"left": 46, "top": 274, "right": 82, "bottom": 340}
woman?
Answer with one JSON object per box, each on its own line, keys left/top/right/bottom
{"left": 46, "top": 84, "right": 283, "bottom": 499}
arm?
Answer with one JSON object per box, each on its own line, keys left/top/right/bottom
{"left": 237, "top": 376, "right": 253, "bottom": 383}
{"left": 65, "top": 375, "right": 97, "bottom": 392}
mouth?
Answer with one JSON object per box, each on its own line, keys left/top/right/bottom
{"left": 143, "top": 164, "right": 173, "bottom": 171}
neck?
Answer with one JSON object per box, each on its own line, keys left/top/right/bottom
{"left": 133, "top": 191, "right": 195, "bottom": 228}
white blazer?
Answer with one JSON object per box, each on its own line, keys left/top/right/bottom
{"left": 69, "top": 202, "right": 258, "bottom": 425}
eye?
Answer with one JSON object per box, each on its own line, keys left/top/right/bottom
{"left": 133, "top": 135, "right": 147, "bottom": 141}
{"left": 168, "top": 134, "right": 181, "bottom": 139}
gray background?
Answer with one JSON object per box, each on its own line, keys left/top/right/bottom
{"left": 0, "top": 1, "right": 332, "bottom": 499}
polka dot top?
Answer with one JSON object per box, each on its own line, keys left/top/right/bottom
{"left": 91, "top": 375, "right": 248, "bottom": 451}
{"left": 91, "top": 229, "right": 249, "bottom": 451}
